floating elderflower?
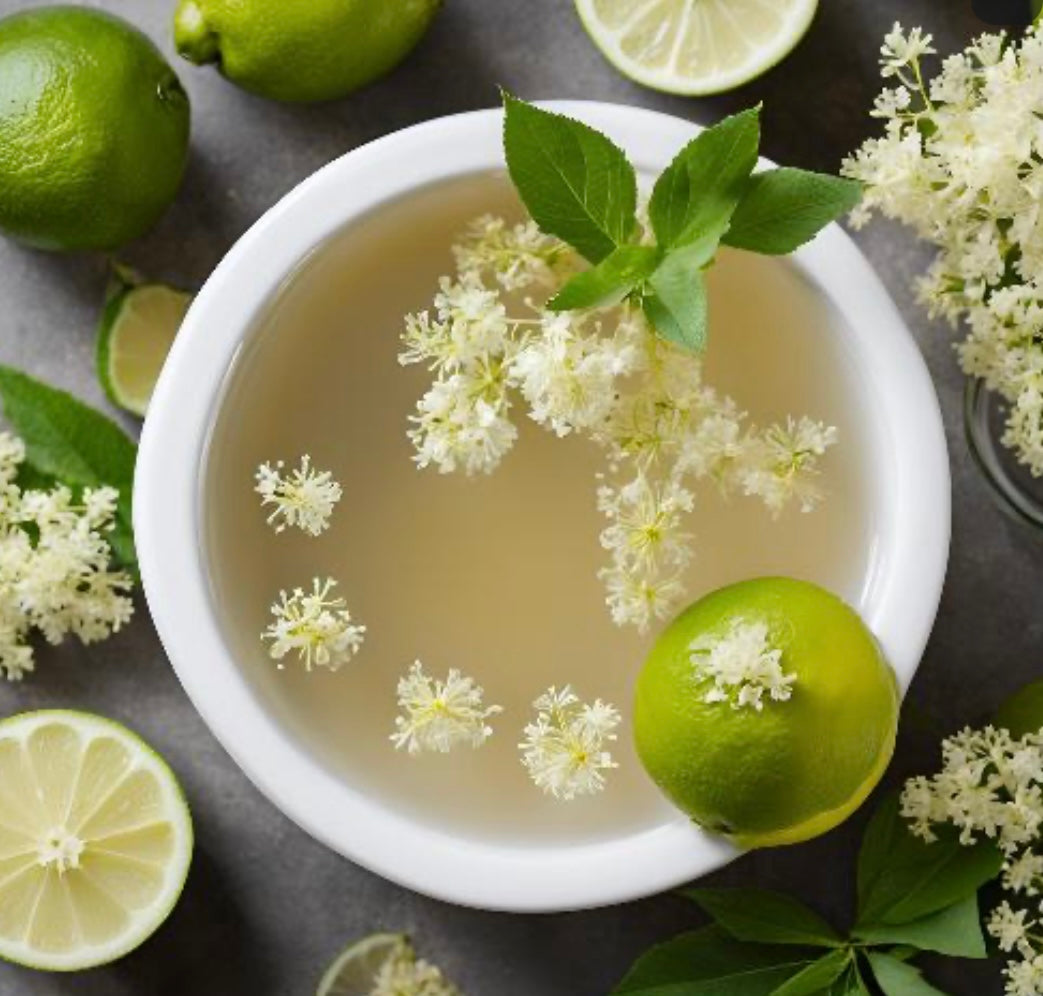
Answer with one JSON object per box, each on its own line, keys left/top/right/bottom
{"left": 391, "top": 660, "right": 502, "bottom": 755}
{"left": 401, "top": 217, "right": 836, "bottom": 631}
{"left": 0, "top": 432, "right": 134, "bottom": 680}
{"left": 520, "top": 686, "right": 621, "bottom": 800}
{"left": 255, "top": 454, "right": 342, "bottom": 536}
{"left": 261, "top": 577, "right": 365, "bottom": 671}
{"left": 690, "top": 620, "right": 796, "bottom": 711}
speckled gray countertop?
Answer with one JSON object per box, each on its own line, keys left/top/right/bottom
{"left": 0, "top": 1, "right": 1036, "bottom": 993}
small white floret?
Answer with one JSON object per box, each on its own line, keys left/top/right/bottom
{"left": 255, "top": 455, "right": 342, "bottom": 536}
{"left": 689, "top": 620, "right": 796, "bottom": 711}
{"left": 261, "top": 577, "right": 364, "bottom": 672}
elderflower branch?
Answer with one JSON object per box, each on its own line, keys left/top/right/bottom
{"left": 690, "top": 620, "right": 796, "bottom": 711}
{"left": 401, "top": 216, "right": 836, "bottom": 628}
{"left": 902, "top": 723, "right": 1043, "bottom": 996}
{"left": 0, "top": 432, "right": 134, "bottom": 681}
{"left": 844, "top": 23, "right": 1043, "bottom": 476}
{"left": 391, "top": 660, "right": 502, "bottom": 755}
{"left": 255, "top": 455, "right": 342, "bottom": 536}
{"left": 261, "top": 577, "right": 365, "bottom": 671}
{"left": 519, "top": 686, "right": 621, "bottom": 800}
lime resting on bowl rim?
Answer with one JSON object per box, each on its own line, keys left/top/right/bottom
{"left": 0, "top": 710, "right": 193, "bottom": 971}
{"left": 575, "top": 0, "right": 818, "bottom": 96}
{"left": 97, "top": 281, "right": 193, "bottom": 417}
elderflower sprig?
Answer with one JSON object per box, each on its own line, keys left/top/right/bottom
{"left": 255, "top": 455, "right": 342, "bottom": 536}
{"left": 391, "top": 660, "right": 502, "bottom": 755}
{"left": 0, "top": 432, "right": 134, "bottom": 680}
{"left": 901, "top": 724, "right": 1043, "bottom": 996}
{"left": 844, "top": 22, "right": 1043, "bottom": 475}
{"left": 401, "top": 222, "right": 836, "bottom": 631}
{"left": 690, "top": 620, "right": 796, "bottom": 711}
{"left": 519, "top": 686, "right": 620, "bottom": 800}
{"left": 261, "top": 577, "right": 365, "bottom": 671}
{"left": 368, "top": 942, "right": 460, "bottom": 996}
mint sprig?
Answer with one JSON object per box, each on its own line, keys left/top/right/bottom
{"left": 613, "top": 793, "right": 999, "bottom": 996}
{"left": 502, "top": 96, "right": 861, "bottom": 352}
{"left": 0, "top": 366, "right": 138, "bottom": 574}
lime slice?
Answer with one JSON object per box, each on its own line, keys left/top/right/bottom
{"left": 96, "top": 283, "right": 192, "bottom": 417}
{"left": 317, "top": 933, "right": 411, "bottom": 996}
{"left": 0, "top": 710, "right": 193, "bottom": 971}
{"left": 575, "top": 0, "right": 818, "bottom": 96}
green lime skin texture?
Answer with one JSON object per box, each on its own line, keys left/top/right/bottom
{"left": 0, "top": 6, "right": 190, "bottom": 252}
{"left": 173, "top": 0, "right": 442, "bottom": 103}
{"left": 634, "top": 577, "right": 899, "bottom": 849}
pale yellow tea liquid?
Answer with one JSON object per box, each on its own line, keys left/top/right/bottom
{"left": 204, "top": 173, "right": 877, "bottom": 846}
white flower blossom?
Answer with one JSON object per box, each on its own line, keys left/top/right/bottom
{"left": 519, "top": 686, "right": 620, "bottom": 800}
{"left": 391, "top": 660, "right": 502, "bottom": 755}
{"left": 902, "top": 722, "right": 1043, "bottom": 996}
{"left": 690, "top": 620, "right": 796, "bottom": 711}
{"left": 0, "top": 432, "right": 133, "bottom": 680}
{"left": 401, "top": 215, "right": 836, "bottom": 628}
{"left": 371, "top": 944, "right": 460, "bottom": 996}
{"left": 261, "top": 577, "right": 365, "bottom": 671}
{"left": 255, "top": 455, "right": 342, "bottom": 536}
{"left": 845, "top": 23, "right": 1043, "bottom": 475}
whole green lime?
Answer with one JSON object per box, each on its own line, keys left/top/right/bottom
{"left": 0, "top": 6, "right": 190, "bottom": 252}
{"left": 173, "top": 0, "right": 442, "bottom": 103}
{"left": 633, "top": 577, "right": 899, "bottom": 848}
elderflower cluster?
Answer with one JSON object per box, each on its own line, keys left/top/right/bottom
{"left": 401, "top": 216, "right": 836, "bottom": 630}
{"left": 261, "top": 577, "right": 365, "bottom": 671}
{"left": 690, "top": 620, "right": 796, "bottom": 711}
{"left": 391, "top": 660, "right": 502, "bottom": 755}
{"left": 255, "top": 455, "right": 342, "bottom": 536}
{"left": 844, "top": 23, "right": 1043, "bottom": 475}
{"left": 370, "top": 945, "right": 460, "bottom": 996}
{"left": 0, "top": 432, "right": 133, "bottom": 680}
{"left": 901, "top": 725, "right": 1043, "bottom": 996}
{"left": 519, "top": 686, "right": 621, "bottom": 800}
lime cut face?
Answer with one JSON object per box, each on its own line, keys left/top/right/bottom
{"left": 97, "top": 284, "right": 192, "bottom": 417}
{"left": 575, "top": 0, "right": 818, "bottom": 95}
{"left": 633, "top": 577, "right": 899, "bottom": 848}
{"left": 0, "top": 711, "right": 193, "bottom": 971}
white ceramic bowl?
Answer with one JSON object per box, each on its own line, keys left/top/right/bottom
{"left": 135, "top": 102, "right": 950, "bottom": 913}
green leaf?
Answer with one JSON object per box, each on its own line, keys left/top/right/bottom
{"left": 547, "top": 245, "right": 660, "bottom": 311}
{"left": 649, "top": 107, "right": 761, "bottom": 250}
{"left": 502, "top": 92, "right": 637, "bottom": 263}
{"left": 644, "top": 242, "right": 711, "bottom": 351}
{"left": 722, "top": 168, "right": 862, "bottom": 256}
{"left": 685, "top": 889, "right": 843, "bottom": 948}
{"left": 612, "top": 925, "right": 822, "bottom": 996}
{"left": 866, "top": 953, "right": 949, "bottom": 996}
{"left": 0, "top": 366, "right": 138, "bottom": 574}
{"left": 769, "top": 949, "right": 851, "bottom": 996}
{"left": 853, "top": 893, "right": 987, "bottom": 958}
{"left": 856, "top": 795, "right": 1003, "bottom": 927}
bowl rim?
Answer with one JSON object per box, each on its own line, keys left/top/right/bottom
{"left": 135, "top": 101, "right": 951, "bottom": 912}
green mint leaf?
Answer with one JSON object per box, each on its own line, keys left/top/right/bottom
{"left": 856, "top": 795, "right": 1003, "bottom": 928}
{"left": 853, "top": 893, "right": 987, "bottom": 959}
{"left": 548, "top": 245, "right": 660, "bottom": 311}
{"left": 684, "top": 888, "right": 843, "bottom": 948}
{"left": 502, "top": 92, "right": 637, "bottom": 263}
{"left": 866, "top": 953, "right": 949, "bottom": 996}
{"left": 644, "top": 242, "right": 710, "bottom": 351}
{"left": 722, "top": 169, "right": 862, "bottom": 256}
{"left": 612, "top": 925, "right": 822, "bottom": 996}
{"left": 648, "top": 107, "right": 760, "bottom": 250}
{"left": 0, "top": 366, "right": 138, "bottom": 574}
{"left": 769, "top": 949, "right": 852, "bottom": 996}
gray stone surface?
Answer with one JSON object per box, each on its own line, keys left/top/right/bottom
{"left": 0, "top": 0, "right": 1035, "bottom": 993}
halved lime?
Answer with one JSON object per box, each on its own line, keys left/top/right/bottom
{"left": 0, "top": 710, "right": 193, "bottom": 972}
{"left": 317, "top": 933, "right": 459, "bottom": 996}
{"left": 575, "top": 0, "right": 818, "bottom": 96}
{"left": 96, "top": 283, "right": 192, "bottom": 417}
